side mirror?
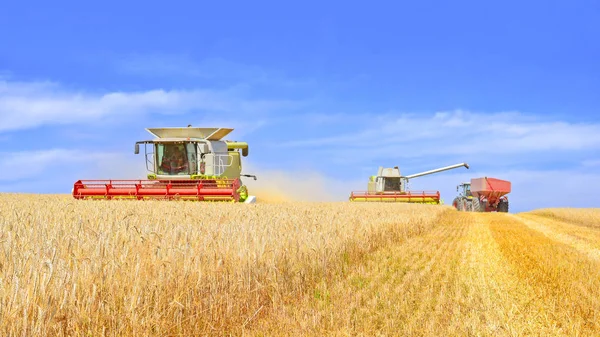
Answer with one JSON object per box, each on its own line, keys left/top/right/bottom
{"left": 135, "top": 143, "right": 140, "bottom": 154}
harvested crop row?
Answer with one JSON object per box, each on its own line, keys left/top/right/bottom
{"left": 257, "top": 212, "right": 600, "bottom": 336}
{"left": 489, "top": 215, "right": 600, "bottom": 335}
{"left": 253, "top": 211, "right": 467, "bottom": 335}
{"left": 528, "top": 208, "right": 600, "bottom": 229}
{"left": 514, "top": 213, "right": 600, "bottom": 261}
{"left": 0, "top": 194, "right": 445, "bottom": 336}
{"left": 257, "top": 213, "right": 491, "bottom": 336}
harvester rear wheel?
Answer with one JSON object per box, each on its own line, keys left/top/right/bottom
{"left": 498, "top": 200, "right": 509, "bottom": 213}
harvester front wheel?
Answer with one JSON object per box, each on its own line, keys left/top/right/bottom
{"left": 498, "top": 200, "right": 509, "bottom": 213}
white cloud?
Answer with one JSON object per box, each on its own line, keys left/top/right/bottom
{"left": 0, "top": 149, "right": 147, "bottom": 184}
{"left": 0, "top": 149, "right": 86, "bottom": 182}
{"left": 0, "top": 80, "right": 298, "bottom": 133}
{"left": 582, "top": 159, "right": 600, "bottom": 167}
{"left": 277, "top": 110, "right": 600, "bottom": 158}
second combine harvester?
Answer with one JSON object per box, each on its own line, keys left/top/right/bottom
{"left": 349, "top": 163, "right": 470, "bottom": 203}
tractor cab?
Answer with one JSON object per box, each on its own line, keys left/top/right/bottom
{"left": 457, "top": 182, "right": 472, "bottom": 198}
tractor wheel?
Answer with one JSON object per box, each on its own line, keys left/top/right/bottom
{"left": 452, "top": 198, "right": 461, "bottom": 211}
{"left": 462, "top": 199, "right": 469, "bottom": 212}
{"left": 498, "top": 200, "right": 509, "bottom": 213}
{"left": 472, "top": 197, "right": 484, "bottom": 212}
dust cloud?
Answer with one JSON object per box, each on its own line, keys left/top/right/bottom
{"left": 243, "top": 168, "right": 361, "bottom": 203}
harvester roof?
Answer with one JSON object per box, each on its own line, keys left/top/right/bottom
{"left": 146, "top": 127, "right": 234, "bottom": 140}
{"left": 378, "top": 166, "right": 401, "bottom": 178}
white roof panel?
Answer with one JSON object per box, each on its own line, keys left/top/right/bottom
{"left": 146, "top": 127, "right": 233, "bottom": 140}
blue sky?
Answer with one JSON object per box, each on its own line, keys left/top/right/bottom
{"left": 1, "top": 1, "right": 599, "bottom": 212}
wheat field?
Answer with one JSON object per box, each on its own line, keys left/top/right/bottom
{"left": 1, "top": 194, "right": 599, "bottom": 336}
{"left": 0, "top": 194, "right": 444, "bottom": 336}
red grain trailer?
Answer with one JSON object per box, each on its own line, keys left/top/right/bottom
{"left": 453, "top": 177, "right": 511, "bottom": 212}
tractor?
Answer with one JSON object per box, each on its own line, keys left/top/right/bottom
{"left": 453, "top": 177, "right": 510, "bottom": 212}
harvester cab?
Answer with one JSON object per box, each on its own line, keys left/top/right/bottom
{"left": 349, "top": 163, "right": 469, "bottom": 203}
{"left": 73, "top": 127, "right": 258, "bottom": 202}
{"left": 372, "top": 166, "right": 403, "bottom": 193}
{"left": 134, "top": 127, "right": 251, "bottom": 181}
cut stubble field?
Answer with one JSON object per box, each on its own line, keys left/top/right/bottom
{"left": 0, "top": 194, "right": 599, "bottom": 336}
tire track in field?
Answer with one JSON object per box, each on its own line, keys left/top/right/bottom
{"left": 488, "top": 213, "right": 600, "bottom": 335}
{"left": 454, "top": 213, "right": 558, "bottom": 336}
{"left": 300, "top": 211, "right": 552, "bottom": 336}
{"left": 261, "top": 210, "right": 472, "bottom": 336}
{"left": 512, "top": 213, "right": 600, "bottom": 262}
{"left": 395, "top": 216, "right": 469, "bottom": 335}
{"left": 301, "top": 214, "right": 466, "bottom": 335}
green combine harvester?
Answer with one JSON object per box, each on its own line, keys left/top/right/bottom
{"left": 72, "top": 126, "right": 257, "bottom": 202}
